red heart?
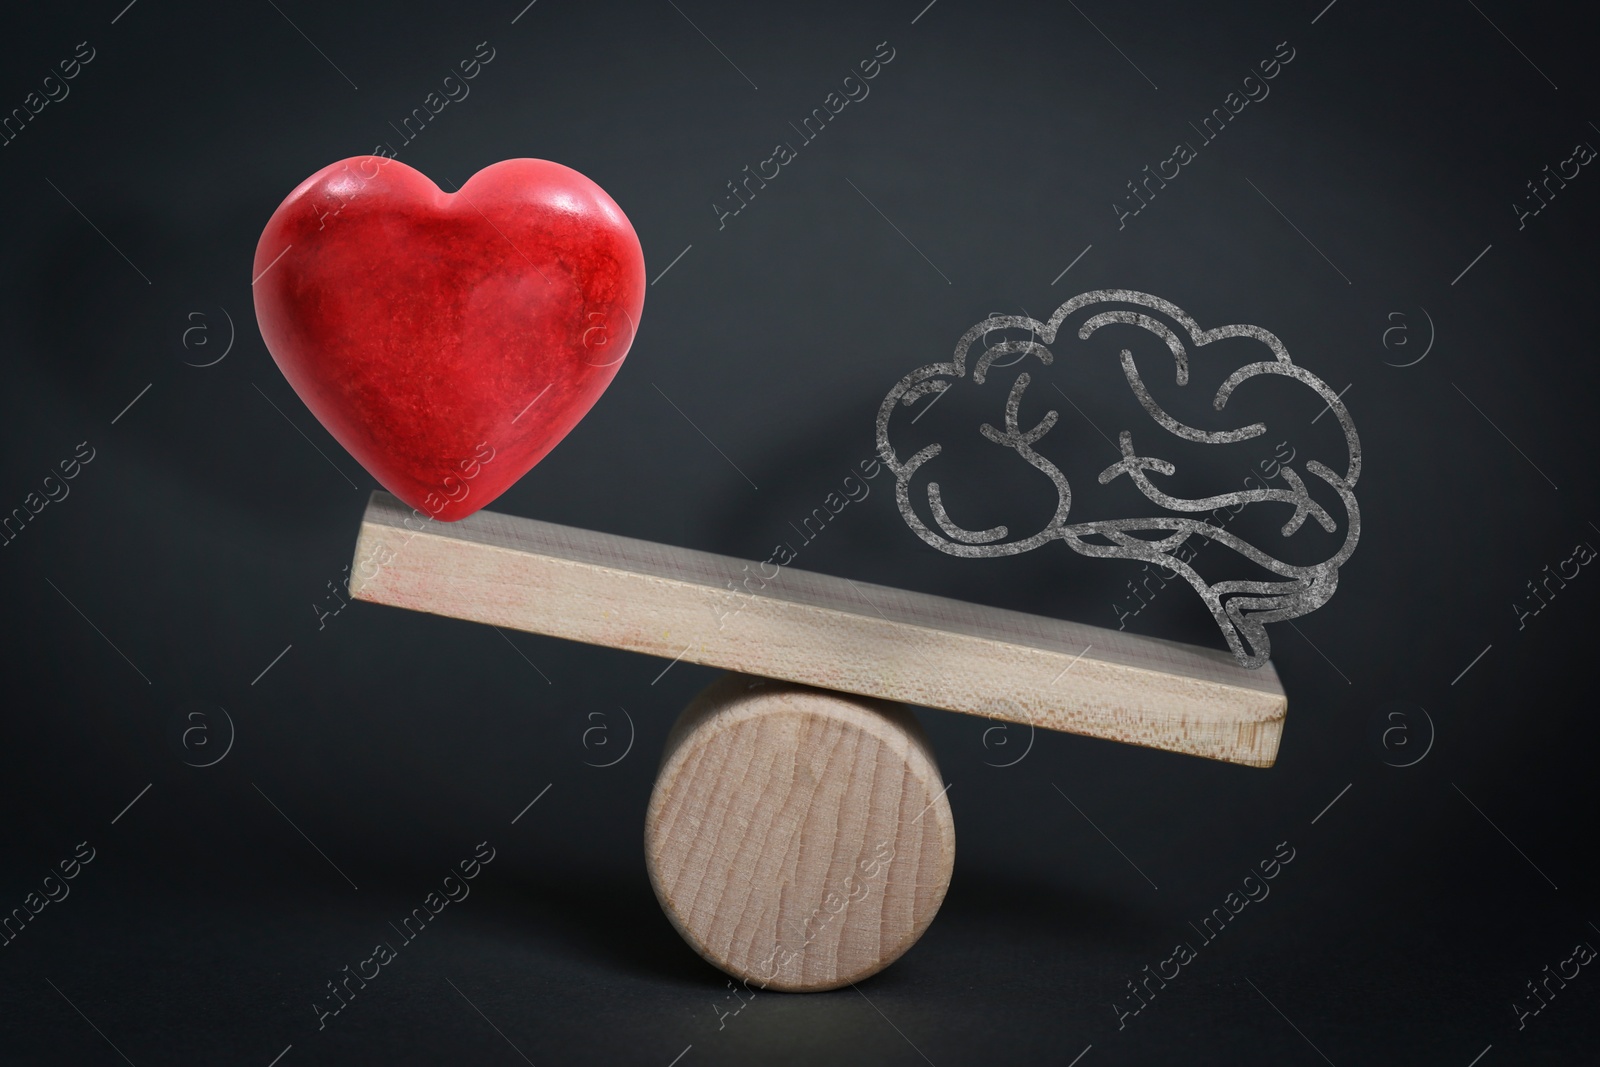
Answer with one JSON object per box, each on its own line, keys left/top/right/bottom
{"left": 252, "top": 156, "right": 645, "bottom": 521}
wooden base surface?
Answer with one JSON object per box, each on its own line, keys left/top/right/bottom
{"left": 350, "top": 491, "right": 1286, "bottom": 766}
{"left": 644, "top": 674, "right": 955, "bottom": 992}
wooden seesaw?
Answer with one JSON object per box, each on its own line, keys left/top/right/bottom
{"left": 348, "top": 490, "right": 1285, "bottom": 991}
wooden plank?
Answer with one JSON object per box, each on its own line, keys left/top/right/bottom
{"left": 349, "top": 491, "right": 1285, "bottom": 766}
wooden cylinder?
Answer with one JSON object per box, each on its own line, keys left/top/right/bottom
{"left": 644, "top": 673, "right": 956, "bottom": 992}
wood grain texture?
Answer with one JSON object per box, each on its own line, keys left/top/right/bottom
{"left": 349, "top": 491, "right": 1286, "bottom": 766}
{"left": 645, "top": 673, "right": 954, "bottom": 992}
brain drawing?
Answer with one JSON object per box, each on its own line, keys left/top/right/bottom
{"left": 876, "top": 290, "right": 1361, "bottom": 669}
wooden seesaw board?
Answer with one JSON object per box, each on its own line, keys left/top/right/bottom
{"left": 348, "top": 490, "right": 1285, "bottom": 767}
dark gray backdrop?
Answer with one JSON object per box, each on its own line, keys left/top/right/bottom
{"left": 2, "top": 0, "right": 1597, "bottom": 1063}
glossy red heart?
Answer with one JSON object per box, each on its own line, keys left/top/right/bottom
{"left": 253, "top": 156, "right": 645, "bottom": 521}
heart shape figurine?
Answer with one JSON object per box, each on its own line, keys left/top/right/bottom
{"left": 253, "top": 156, "right": 646, "bottom": 521}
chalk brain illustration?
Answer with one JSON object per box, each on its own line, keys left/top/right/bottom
{"left": 876, "top": 290, "right": 1361, "bottom": 669}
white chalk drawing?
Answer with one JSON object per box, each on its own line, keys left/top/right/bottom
{"left": 876, "top": 290, "right": 1360, "bottom": 669}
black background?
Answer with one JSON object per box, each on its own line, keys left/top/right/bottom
{"left": 2, "top": 0, "right": 1598, "bottom": 1063}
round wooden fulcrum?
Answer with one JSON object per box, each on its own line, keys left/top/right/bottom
{"left": 645, "top": 673, "right": 956, "bottom": 992}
